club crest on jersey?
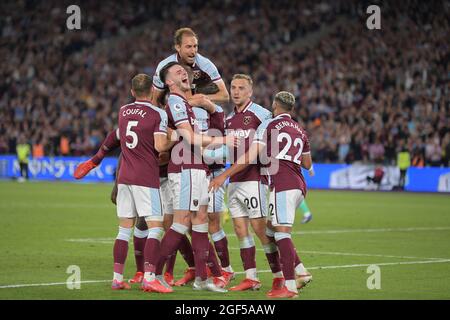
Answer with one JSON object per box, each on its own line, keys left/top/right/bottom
{"left": 193, "top": 199, "right": 198, "bottom": 206}
{"left": 243, "top": 116, "right": 252, "bottom": 125}
{"left": 173, "top": 103, "right": 183, "bottom": 111}
{"left": 192, "top": 70, "right": 201, "bottom": 80}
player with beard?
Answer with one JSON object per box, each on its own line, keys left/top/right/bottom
{"left": 151, "top": 27, "right": 229, "bottom": 108}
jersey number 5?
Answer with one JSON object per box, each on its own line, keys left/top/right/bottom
{"left": 126, "top": 121, "right": 139, "bottom": 149}
{"left": 276, "top": 132, "right": 303, "bottom": 164}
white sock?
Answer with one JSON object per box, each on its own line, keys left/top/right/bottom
{"left": 134, "top": 227, "right": 149, "bottom": 239}
{"left": 223, "top": 266, "right": 234, "bottom": 273}
{"left": 144, "top": 272, "right": 155, "bottom": 282}
{"left": 295, "top": 263, "right": 307, "bottom": 275}
{"left": 245, "top": 268, "right": 258, "bottom": 280}
{"left": 285, "top": 280, "right": 298, "bottom": 293}
{"left": 116, "top": 226, "right": 132, "bottom": 242}
{"left": 273, "top": 271, "right": 283, "bottom": 278}
{"left": 113, "top": 272, "right": 123, "bottom": 282}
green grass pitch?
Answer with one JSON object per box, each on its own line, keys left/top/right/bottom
{"left": 0, "top": 181, "right": 449, "bottom": 300}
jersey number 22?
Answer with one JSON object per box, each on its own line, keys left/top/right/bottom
{"left": 276, "top": 132, "right": 303, "bottom": 164}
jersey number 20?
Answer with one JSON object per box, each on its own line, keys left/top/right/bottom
{"left": 126, "top": 121, "right": 139, "bottom": 149}
{"left": 276, "top": 132, "right": 303, "bottom": 164}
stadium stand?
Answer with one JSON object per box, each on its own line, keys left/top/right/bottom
{"left": 0, "top": 0, "right": 448, "bottom": 167}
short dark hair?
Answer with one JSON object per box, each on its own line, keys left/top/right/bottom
{"left": 159, "top": 61, "right": 182, "bottom": 87}
{"left": 131, "top": 74, "right": 152, "bottom": 97}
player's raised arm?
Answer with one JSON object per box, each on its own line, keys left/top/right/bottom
{"left": 150, "top": 86, "right": 164, "bottom": 107}
{"left": 150, "top": 60, "right": 168, "bottom": 107}
{"left": 195, "top": 54, "right": 229, "bottom": 104}
{"left": 74, "top": 129, "right": 121, "bottom": 179}
{"left": 202, "top": 79, "right": 229, "bottom": 104}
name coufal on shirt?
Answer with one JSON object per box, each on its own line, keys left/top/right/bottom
{"left": 122, "top": 108, "right": 147, "bottom": 118}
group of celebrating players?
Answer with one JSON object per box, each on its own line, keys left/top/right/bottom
{"left": 74, "top": 27, "right": 314, "bottom": 298}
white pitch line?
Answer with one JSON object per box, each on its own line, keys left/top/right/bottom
{"left": 0, "top": 203, "right": 112, "bottom": 209}
{"left": 66, "top": 238, "right": 114, "bottom": 244}
{"left": 65, "top": 239, "right": 448, "bottom": 261}
{"left": 236, "top": 258, "right": 450, "bottom": 274}
{"left": 223, "top": 226, "right": 450, "bottom": 236}
{"left": 226, "top": 248, "right": 446, "bottom": 261}
{"left": 1, "top": 259, "right": 450, "bottom": 289}
{"left": 0, "top": 280, "right": 111, "bottom": 289}
{"left": 306, "top": 259, "right": 450, "bottom": 270}
{"left": 65, "top": 226, "right": 450, "bottom": 244}
{"left": 300, "top": 250, "right": 445, "bottom": 261}
{"left": 287, "top": 226, "right": 450, "bottom": 236}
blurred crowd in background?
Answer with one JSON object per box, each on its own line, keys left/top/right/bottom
{"left": 1, "top": 0, "right": 449, "bottom": 167}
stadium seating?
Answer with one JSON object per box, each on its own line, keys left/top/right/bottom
{"left": 0, "top": 0, "right": 448, "bottom": 167}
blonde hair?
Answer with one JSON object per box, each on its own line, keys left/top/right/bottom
{"left": 274, "top": 91, "right": 296, "bottom": 110}
{"left": 231, "top": 74, "right": 253, "bottom": 87}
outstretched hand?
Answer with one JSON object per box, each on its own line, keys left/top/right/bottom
{"left": 208, "top": 174, "right": 227, "bottom": 193}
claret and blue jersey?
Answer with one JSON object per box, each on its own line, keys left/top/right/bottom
{"left": 253, "top": 113, "right": 310, "bottom": 196}
{"left": 153, "top": 53, "right": 222, "bottom": 91}
{"left": 225, "top": 100, "right": 272, "bottom": 183}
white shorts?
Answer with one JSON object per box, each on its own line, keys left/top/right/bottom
{"left": 168, "top": 169, "right": 209, "bottom": 212}
{"left": 160, "top": 177, "right": 173, "bottom": 214}
{"left": 208, "top": 168, "right": 226, "bottom": 214}
{"left": 269, "top": 188, "right": 304, "bottom": 227}
{"left": 227, "top": 181, "right": 268, "bottom": 219}
{"left": 116, "top": 184, "right": 163, "bottom": 221}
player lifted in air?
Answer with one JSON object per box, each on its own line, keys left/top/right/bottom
{"left": 210, "top": 91, "right": 313, "bottom": 298}
{"left": 151, "top": 27, "right": 229, "bottom": 107}
{"left": 109, "top": 74, "right": 173, "bottom": 292}
{"left": 154, "top": 61, "right": 237, "bottom": 292}
{"left": 218, "top": 74, "right": 283, "bottom": 293}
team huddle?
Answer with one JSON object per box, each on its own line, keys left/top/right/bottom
{"left": 74, "top": 28, "right": 313, "bottom": 298}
